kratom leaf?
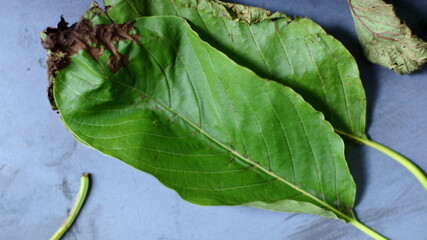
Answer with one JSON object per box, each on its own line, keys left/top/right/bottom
{"left": 348, "top": 0, "right": 427, "bottom": 74}
{"left": 104, "top": 0, "right": 367, "bottom": 138}
{"left": 42, "top": 15, "right": 357, "bottom": 221}
{"left": 101, "top": 0, "right": 427, "bottom": 191}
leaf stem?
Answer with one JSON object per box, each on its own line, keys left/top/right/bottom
{"left": 319, "top": 206, "right": 387, "bottom": 239}
{"left": 335, "top": 129, "right": 427, "bottom": 190}
{"left": 50, "top": 173, "right": 90, "bottom": 240}
{"left": 349, "top": 219, "right": 387, "bottom": 240}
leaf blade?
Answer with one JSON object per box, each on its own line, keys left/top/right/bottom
{"left": 104, "top": 0, "right": 367, "bottom": 138}
{"left": 348, "top": 0, "right": 427, "bottom": 74}
{"left": 47, "top": 16, "right": 356, "bottom": 220}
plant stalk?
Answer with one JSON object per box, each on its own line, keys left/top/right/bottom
{"left": 50, "top": 173, "right": 90, "bottom": 240}
{"left": 348, "top": 219, "right": 387, "bottom": 240}
{"left": 335, "top": 129, "right": 427, "bottom": 190}
{"left": 320, "top": 205, "right": 387, "bottom": 239}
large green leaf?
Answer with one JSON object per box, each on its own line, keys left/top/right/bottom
{"left": 104, "top": 0, "right": 367, "bottom": 138}
{"left": 348, "top": 0, "right": 427, "bottom": 74}
{"left": 43, "top": 16, "right": 356, "bottom": 221}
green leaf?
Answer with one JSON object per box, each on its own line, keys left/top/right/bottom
{"left": 104, "top": 0, "right": 367, "bottom": 138}
{"left": 43, "top": 16, "right": 357, "bottom": 221}
{"left": 348, "top": 0, "right": 427, "bottom": 74}
{"left": 101, "top": 0, "right": 427, "bottom": 191}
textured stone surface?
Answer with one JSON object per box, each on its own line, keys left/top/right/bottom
{"left": 0, "top": 0, "right": 426, "bottom": 239}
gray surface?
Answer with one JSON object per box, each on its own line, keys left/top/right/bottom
{"left": 0, "top": 0, "right": 426, "bottom": 239}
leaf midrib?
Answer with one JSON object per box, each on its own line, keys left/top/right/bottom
{"left": 94, "top": 1, "right": 354, "bottom": 219}
{"left": 104, "top": 68, "right": 352, "bottom": 222}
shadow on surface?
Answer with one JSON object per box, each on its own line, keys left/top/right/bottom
{"left": 387, "top": 0, "right": 427, "bottom": 39}
{"left": 387, "top": 0, "right": 427, "bottom": 75}
{"left": 345, "top": 145, "right": 368, "bottom": 205}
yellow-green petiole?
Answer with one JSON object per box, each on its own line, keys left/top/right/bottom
{"left": 50, "top": 173, "right": 90, "bottom": 240}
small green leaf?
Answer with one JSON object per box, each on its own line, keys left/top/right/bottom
{"left": 348, "top": 0, "right": 427, "bottom": 74}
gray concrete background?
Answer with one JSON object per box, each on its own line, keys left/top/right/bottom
{"left": 0, "top": 0, "right": 426, "bottom": 239}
